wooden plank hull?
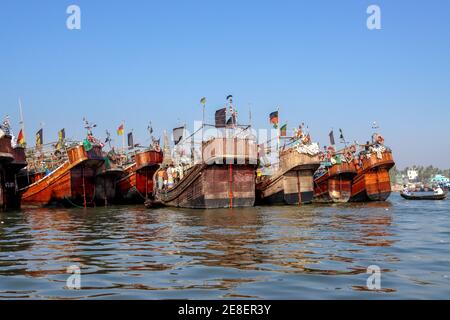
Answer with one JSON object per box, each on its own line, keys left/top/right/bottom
{"left": 21, "top": 145, "right": 103, "bottom": 208}
{"left": 116, "top": 150, "right": 163, "bottom": 204}
{"left": 256, "top": 150, "right": 320, "bottom": 205}
{"left": 156, "top": 164, "right": 256, "bottom": 209}
{"left": 314, "top": 162, "right": 357, "bottom": 203}
{"left": 350, "top": 151, "right": 395, "bottom": 202}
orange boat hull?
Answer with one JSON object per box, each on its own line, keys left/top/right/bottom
{"left": 350, "top": 151, "right": 395, "bottom": 202}
{"left": 116, "top": 150, "right": 163, "bottom": 203}
{"left": 21, "top": 145, "right": 103, "bottom": 207}
{"left": 314, "top": 162, "right": 357, "bottom": 203}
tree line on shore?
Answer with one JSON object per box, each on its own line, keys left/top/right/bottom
{"left": 389, "top": 165, "right": 450, "bottom": 184}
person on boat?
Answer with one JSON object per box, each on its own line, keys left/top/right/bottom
{"left": 434, "top": 186, "right": 444, "bottom": 195}
{"left": 172, "top": 165, "right": 179, "bottom": 184}
{"left": 167, "top": 164, "right": 174, "bottom": 189}
{"left": 402, "top": 185, "right": 411, "bottom": 195}
{"left": 163, "top": 168, "right": 168, "bottom": 190}
{"left": 157, "top": 169, "right": 165, "bottom": 190}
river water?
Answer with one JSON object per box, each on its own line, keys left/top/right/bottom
{"left": 0, "top": 193, "right": 449, "bottom": 299}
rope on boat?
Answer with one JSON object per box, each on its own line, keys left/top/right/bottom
{"left": 64, "top": 196, "right": 86, "bottom": 209}
{"left": 131, "top": 186, "right": 147, "bottom": 201}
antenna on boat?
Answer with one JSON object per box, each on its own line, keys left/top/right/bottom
{"left": 83, "top": 117, "right": 97, "bottom": 135}
{"left": 105, "top": 129, "right": 112, "bottom": 149}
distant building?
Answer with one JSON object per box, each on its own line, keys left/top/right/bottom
{"left": 407, "top": 169, "right": 418, "bottom": 181}
{"left": 431, "top": 174, "right": 449, "bottom": 184}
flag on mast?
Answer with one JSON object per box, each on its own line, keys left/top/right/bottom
{"left": 127, "top": 132, "right": 134, "bottom": 149}
{"left": 280, "top": 124, "right": 287, "bottom": 137}
{"left": 117, "top": 124, "right": 124, "bottom": 136}
{"left": 329, "top": 130, "right": 335, "bottom": 145}
{"left": 36, "top": 128, "right": 43, "bottom": 148}
{"left": 56, "top": 128, "right": 65, "bottom": 149}
{"left": 17, "top": 129, "right": 25, "bottom": 146}
{"left": 270, "top": 111, "right": 279, "bottom": 129}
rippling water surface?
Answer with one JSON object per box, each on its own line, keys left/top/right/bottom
{"left": 1, "top": 194, "right": 449, "bottom": 299}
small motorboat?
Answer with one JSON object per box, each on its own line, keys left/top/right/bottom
{"left": 400, "top": 192, "right": 448, "bottom": 201}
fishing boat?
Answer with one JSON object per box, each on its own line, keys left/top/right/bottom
{"left": 256, "top": 125, "right": 321, "bottom": 205}
{"left": 0, "top": 134, "right": 27, "bottom": 211}
{"left": 153, "top": 97, "right": 258, "bottom": 209}
{"left": 154, "top": 137, "right": 257, "bottom": 208}
{"left": 116, "top": 147, "right": 163, "bottom": 204}
{"left": 313, "top": 146, "right": 358, "bottom": 203}
{"left": 20, "top": 124, "right": 104, "bottom": 208}
{"left": 400, "top": 192, "right": 447, "bottom": 200}
{"left": 349, "top": 132, "right": 395, "bottom": 202}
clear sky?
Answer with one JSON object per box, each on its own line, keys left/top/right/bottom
{"left": 1, "top": 0, "right": 449, "bottom": 169}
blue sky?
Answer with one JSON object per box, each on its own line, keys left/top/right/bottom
{"left": 1, "top": 0, "right": 449, "bottom": 168}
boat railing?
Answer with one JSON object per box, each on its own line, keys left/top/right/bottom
{"left": 24, "top": 140, "right": 81, "bottom": 173}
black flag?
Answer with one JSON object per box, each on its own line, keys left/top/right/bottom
{"left": 127, "top": 132, "right": 134, "bottom": 148}
{"left": 215, "top": 108, "right": 227, "bottom": 128}
{"left": 36, "top": 128, "right": 43, "bottom": 147}
{"left": 329, "top": 130, "right": 335, "bottom": 146}
{"left": 339, "top": 129, "right": 345, "bottom": 142}
{"left": 173, "top": 126, "right": 184, "bottom": 145}
{"left": 226, "top": 114, "right": 236, "bottom": 127}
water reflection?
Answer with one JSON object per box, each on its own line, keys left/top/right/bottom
{"left": 0, "top": 194, "right": 449, "bottom": 299}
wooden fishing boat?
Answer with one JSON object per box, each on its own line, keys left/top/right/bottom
{"left": 0, "top": 135, "right": 27, "bottom": 211}
{"left": 400, "top": 192, "right": 447, "bottom": 200}
{"left": 314, "top": 160, "right": 358, "bottom": 203}
{"left": 350, "top": 140, "right": 395, "bottom": 202}
{"left": 116, "top": 149, "right": 163, "bottom": 203}
{"left": 256, "top": 143, "right": 321, "bottom": 205}
{"left": 21, "top": 143, "right": 104, "bottom": 207}
{"left": 154, "top": 137, "right": 257, "bottom": 209}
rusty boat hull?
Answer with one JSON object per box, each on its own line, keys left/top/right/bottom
{"left": 350, "top": 151, "right": 395, "bottom": 202}
{"left": 256, "top": 148, "right": 321, "bottom": 205}
{"left": 20, "top": 145, "right": 104, "bottom": 208}
{"left": 0, "top": 135, "right": 27, "bottom": 211}
{"left": 116, "top": 150, "right": 163, "bottom": 204}
{"left": 314, "top": 162, "right": 358, "bottom": 203}
{"left": 95, "top": 166, "right": 125, "bottom": 206}
{"left": 155, "top": 138, "right": 257, "bottom": 209}
{"left": 156, "top": 163, "right": 256, "bottom": 209}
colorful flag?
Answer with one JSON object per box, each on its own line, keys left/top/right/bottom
{"left": 36, "top": 129, "right": 43, "bottom": 148}
{"left": 200, "top": 97, "right": 207, "bottom": 105}
{"left": 117, "top": 124, "right": 124, "bottom": 136}
{"left": 270, "top": 111, "right": 279, "bottom": 129}
{"left": 17, "top": 129, "right": 25, "bottom": 146}
{"left": 58, "top": 128, "right": 65, "bottom": 141}
{"left": 280, "top": 124, "right": 287, "bottom": 137}
{"left": 215, "top": 108, "right": 227, "bottom": 128}
{"left": 56, "top": 128, "right": 65, "bottom": 149}
{"left": 83, "top": 138, "right": 93, "bottom": 152}
{"left": 329, "top": 130, "right": 335, "bottom": 145}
